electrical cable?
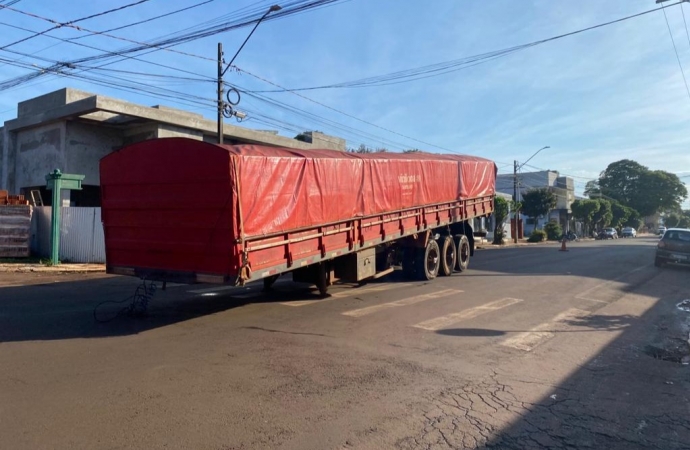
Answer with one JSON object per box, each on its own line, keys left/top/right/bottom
{"left": 246, "top": 2, "right": 684, "bottom": 93}
{"left": 0, "top": 0, "right": 152, "bottom": 51}
{"left": 10, "top": 0, "right": 218, "bottom": 63}
{"left": 235, "top": 68, "right": 465, "bottom": 154}
{"left": 661, "top": 4, "right": 690, "bottom": 101}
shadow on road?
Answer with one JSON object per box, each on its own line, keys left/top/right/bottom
{"left": 437, "top": 314, "right": 637, "bottom": 338}
{"left": 469, "top": 266, "right": 690, "bottom": 449}
{"left": 0, "top": 276, "right": 325, "bottom": 343}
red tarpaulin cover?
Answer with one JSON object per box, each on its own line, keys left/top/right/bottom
{"left": 101, "top": 138, "right": 496, "bottom": 273}
{"left": 227, "top": 144, "right": 496, "bottom": 237}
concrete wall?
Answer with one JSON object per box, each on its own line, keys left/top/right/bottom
{"left": 14, "top": 122, "right": 65, "bottom": 190}
{"left": 65, "top": 121, "right": 123, "bottom": 185}
{"left": 17, "top": 88, "right": 92, "bottom": 118}
{"left": 156, "top": 123, "right": 203, "bottom": 140}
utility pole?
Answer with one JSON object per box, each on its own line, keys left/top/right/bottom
{"left": 513, "top": 160, "right": 519, "bottom": 243}
{"left": 217, "top": 43, "right": 224, "bottom": 145}
{"left": 216, "top": 4, "right": 282, "bottom": 144}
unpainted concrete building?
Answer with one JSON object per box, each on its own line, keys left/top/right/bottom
{"left": 0, "top": 88, "right": 346, "bottom": 206}
{"left": 496, "top": 170, "right": 576, "bottom": 233}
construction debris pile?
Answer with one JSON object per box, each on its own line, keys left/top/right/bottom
{"left": 0, "top": 191, "right": 32, "bottom": 258}
{"left": 0, "top": 190, "right": 30, "bottom": 206}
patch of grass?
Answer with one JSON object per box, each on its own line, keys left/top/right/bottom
{"left": 0, "top": 257, "right": 43, "bottom": 264}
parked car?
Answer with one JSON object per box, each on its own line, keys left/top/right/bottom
{"left": 602, "top": 227, "right": 618, "bottom": 239}
{"left": 621, "top": 227, "right": 637, "bottom": 238}
{"left": 658, "top": 226, "right": 667, "bottom": 236}
{"left": 655, "top": 228, "right": 690, "bottom": 267}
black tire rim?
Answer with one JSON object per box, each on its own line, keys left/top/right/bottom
{"left": 427, "top": 246, "right": 439, "bottom": 275}
{"left": 444, "top": 242, "right": 454, "bottom": 273}
{"left": 460, "top": 241, "right": 469, "bottom": 266}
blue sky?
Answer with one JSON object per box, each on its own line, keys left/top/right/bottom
{"left": 1, "top": 0, "right": 689, "bottom": 207}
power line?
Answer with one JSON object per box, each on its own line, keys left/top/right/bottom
{"left": 11, "top": 0, "right": 218, "bottom": 62}
{"left": 235, "top": 67, "right": 465, "bottom": 154}
{"left": 0, "top": 0, "right": 152, "bottom": 51}
{"left": 682, "top": 2, "right": 690, "bottom": 49}
{"left": 661, "top": 4, "right": 690, "bottom": 101}
{"left": 246, "top": 2, "right": 684, "bottom": 93}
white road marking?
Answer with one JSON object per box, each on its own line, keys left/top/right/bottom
{"left": 501, "top": 308, "right": 589, "bottom": 352}
{"left": 280, "top": 283, "right": 414, "bottom": 307}
{"left": 342, "top": 289, "right": 462, "bottom": 317}
{"left": 413, "top": 297, "right": 523, "bottom": 331}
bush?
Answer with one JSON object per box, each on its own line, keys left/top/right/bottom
{"left": 527, "top": 229, "right": 547, "bottom": 242}
{"left": 543, "top": 222, "right": 563, "bottom": 241}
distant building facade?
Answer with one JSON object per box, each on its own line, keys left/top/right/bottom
{"left": 496, "top": 170, "right": 575, "bottom": 234}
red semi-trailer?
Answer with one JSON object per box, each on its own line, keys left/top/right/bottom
{"left": 100, "top": 138, "right": 496, "bottom": 294}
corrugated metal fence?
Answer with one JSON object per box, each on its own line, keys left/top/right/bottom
{"left": 32, "top": 207, "right": 105, "bottom": 263}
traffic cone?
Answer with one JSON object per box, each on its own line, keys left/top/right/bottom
{"left": 559, "top": 237, "right": 568, "bottom": 252}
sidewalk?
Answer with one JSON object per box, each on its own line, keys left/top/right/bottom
{"left": 0, "top": 262, "right": 105, "bottom": 273}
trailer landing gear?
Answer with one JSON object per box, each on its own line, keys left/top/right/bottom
{"left": 263, "top": 274, "right": 280, "bottom": 291}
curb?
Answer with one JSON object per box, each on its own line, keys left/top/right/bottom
{"left": 0, "top": 264, "right": 106, "bottom": 274}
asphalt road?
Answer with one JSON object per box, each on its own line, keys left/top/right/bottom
{"left": 1, "top": 237, "right": 690, "bottom": 449}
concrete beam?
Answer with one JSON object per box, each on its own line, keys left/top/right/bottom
{"left": 93, "top": 96, "right": 316, "bottom": 149}
{"left": 4, "top": 96, "right": 99, "bottom": 132}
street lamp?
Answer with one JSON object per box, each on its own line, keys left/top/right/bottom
{"left": 217, "top": 4, "right": 282, "bottom": 144}
{"left": 513, "top": 146, "right": 550, "bottom": 243}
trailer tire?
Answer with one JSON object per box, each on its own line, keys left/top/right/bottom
{"left": 439, "top": 236, "right": 456, "bottom": 277}
{"left": 415, "top": 239, "right": 440, "bottom": 281}
{"left": 402, "top": 248, "right": 417, "bottom": 280}
{"left": 454, "top": 234, "right": 470, "bottom": 272}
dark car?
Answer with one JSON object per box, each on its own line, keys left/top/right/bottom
{"left": 655, "top": 228, "right": 690, "bottom": 267}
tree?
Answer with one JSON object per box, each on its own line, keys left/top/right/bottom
{"left": 597, "top": 160, "right": 688, "bottom": 216}
{"left": 624, "top": 209, "right": 642, "bottom": 230}
{"left": 521, "top": 188, "right": 557, "bottom": 230}
{"left": 349, "top": 144, "right": 373, "bottom": 154}
{"left": 584, "top": 180, "right": 601, "bottom": 198}
{"left": 571, "top": 199, "right": 600, "bottom": 235}
{"left": 665, "top": 212, "right": 682, "bottom": 228}
{"left": 403, "top": 149, "right": 421, "bottom": 153}
{"left": 492, "top": 196, "right": 510, "bottom": 245}
{"left": 592, "top": 199, "right": 613, "bottom": 230}
{"left": 610, "top": 201, "right": 632, "bottom": 230}
{"left": 679, "top": 210, "right": 690, "bottom": 228}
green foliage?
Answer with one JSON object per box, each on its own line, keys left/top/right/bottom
{"left": 610, "top": 201, "right": 633, "bottom": 229}
{"left": 347, "top": 144, "right": 388, "bottom": 153}
{"left": 584, "top": 180, "right": 601, "bottom": 198}
{"left": 571, "top": 199, "right": 600, "bottom": 233}
{"left": 527, "top": 229, "right": 547, "bottom": 242}
{"left": 294, "top": 133, "right": 310, "bottom": 142}
{"left": 664, "top": 215, "right": 677, "bottom": 228}
{"left": 521, "top": 188, "right": 557, "bottom": 229}
{"left": 543, "top": 222, "right": 563, "bottom": 241}
{"left": 592, "top": 199, "right": 613, "bottom": 229}
{"left": 597, "top": 160, "right": 688, "bottom": 216}
{"left": 624, "top": 209, "right": 642, "bottom": 229}
{"left": 403, "top": 149, "right": 421, "bottom": 153}
{"left": 492, "top": 196, "right": 510, "bottom": 244}
{"left": 679, "top": 214, "right": 690, "bottom": 229}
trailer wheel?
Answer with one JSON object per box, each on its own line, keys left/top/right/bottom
{"left": 415, "top": 239, "right": 440, "bottom": 280}
{"left": 402, "top": 248, "right": 417, "bottom": 280}
{"left": 454, "top": 234, "right": 470, "bottom": 272}
{"left": 439, "top": 236, "right": 456, "bottom": 277}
